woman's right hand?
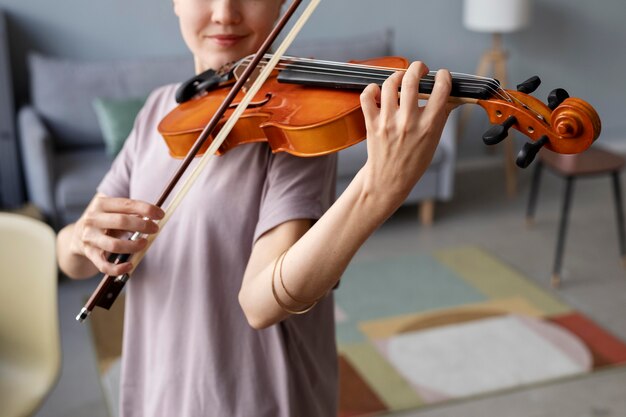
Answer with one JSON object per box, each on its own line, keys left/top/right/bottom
{"left": 69, "top": 193, "right": 165, "bottom": 276}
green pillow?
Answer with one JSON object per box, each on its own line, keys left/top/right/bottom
{"left": 92, "top": 96, "right": 146, "bottom": 157}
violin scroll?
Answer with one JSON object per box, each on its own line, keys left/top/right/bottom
{"left": 549, "top": 97, "right": 601, "bottom": 154}
{"left": 478, "top": 77, "right": 601, "bottom": 167}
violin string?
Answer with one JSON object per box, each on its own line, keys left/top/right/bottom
{"left": 244, "top": 54, "right": 499, "bottom": 82}
{"left": 242, "top": 54, "right": 410, "bottom": 74}
{"left": 275, "top": 64, "right": 510, "bottom": 102}
{"left": 237, "top": 55, "right": 511, "bottom": 101}
{"left": 499, "top": 88, "right": 546, "bottom": 121}
{"left": 242, "top": 56, "right": 407, "bottom": 82}
{"left": 241, "top": 54, "right": 504, "bottom": 86}
{"left": 240, "top": 55, "right": 501, "bottom": 86}
{"left": 273, "top": 66, "right": 509, "bottom": 101}
{"left": 237, "top": 56, "right": 510, "bottom": 101}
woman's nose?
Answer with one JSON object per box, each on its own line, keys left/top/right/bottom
{"left": 211, "top": 0, "right": 242, "bottom": 25}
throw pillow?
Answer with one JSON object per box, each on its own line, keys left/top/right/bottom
{"left": 92, "top": 96, "right": 146, "bottom": 157}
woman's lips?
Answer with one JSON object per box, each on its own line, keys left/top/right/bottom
{"left": 208, "top": 34, "right": 246, "bottom": 47}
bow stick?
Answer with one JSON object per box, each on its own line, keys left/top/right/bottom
{"left": 77, "top": 0, "right": 321, "bottom": 322}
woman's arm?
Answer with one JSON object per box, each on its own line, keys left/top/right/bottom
{"left": 239, "top": 62, "right": 452, "bottom": 329}
{"left": 57, "top": 192, "right": 164, "bottom": 279}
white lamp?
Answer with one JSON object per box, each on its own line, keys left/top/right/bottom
{"left": 463, "top": 0, "right": 531, "bottom": 88}
{"left": 462, "top": 0, "right": 531, "bottom": 87}
{"left": 464, "top": 0, "right": 531, "bottom": 34}
{"left": 462, "top": 0, "right": 532, "bottom": 197}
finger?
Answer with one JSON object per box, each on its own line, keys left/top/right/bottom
{"left": 84, "top": 245, "right": 134, "bottom": 276}
{"left": 87, "top": 233, "right": 148, "bottom": 255}
{"left": 423, "top": 69, "right": 452, "bottom": 121}
{"left": 399, "top": 61, "right": 429, "bottom": 121}
{"left": 379, "top": 70, "right": 404, "bottom": 119}
{"left": 94, "top": 196, "right": 165, "bottom": 220}
{"left": 360, "top": 83, "right": 381, "bottom": 131}
{"left": 85, "top": 212, "right": 160, "bottom": 235}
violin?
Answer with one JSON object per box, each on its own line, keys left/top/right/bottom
{"left": 159, "top": 54, "right": 601, "bottom": 168}
{"left": 77, "top": 0, "right": 600, "bottom": 322}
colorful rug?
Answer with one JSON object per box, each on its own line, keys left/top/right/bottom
{"left": 334, "top": 246, "right": 626, "bottom": 416}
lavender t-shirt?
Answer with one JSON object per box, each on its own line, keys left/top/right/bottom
{"left": 98, "top": 85, "right": 338, "bottom": 417}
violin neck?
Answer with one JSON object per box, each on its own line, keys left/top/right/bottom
{"left": 276, "top": 60, "right": 499, "bottom": 101}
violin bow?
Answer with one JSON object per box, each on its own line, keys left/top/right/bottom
{"left": 76, "top": 0, "right": 322, "bottom": 322}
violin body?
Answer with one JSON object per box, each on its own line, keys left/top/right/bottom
{"left": 159, "top": 56, "right": 409, "bottom": 158}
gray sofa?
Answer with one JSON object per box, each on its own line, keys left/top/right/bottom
{"left": 18, "top": 30, "right": 456, "bottom": 229}
{"left": 19, "top": 54, "right": 195, "bottom": 227}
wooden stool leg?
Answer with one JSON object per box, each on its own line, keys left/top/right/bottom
{"left": 420, "top": 200, "right": 435, "bottom": 227}
{"left": 553, "top": 177, "right": 575, "bottom": 288}
{"left": 526, "top": 161, "right": 543, "bottom": 226}
{"left": 611, "top": 172, "right": 626, "bottom": 268}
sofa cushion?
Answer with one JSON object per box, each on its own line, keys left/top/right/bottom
{"left": 287, "top": 29, "right": 393, "bottom": 61}
{"left": 28, "top": 53, "right": 194, "bottom": 150}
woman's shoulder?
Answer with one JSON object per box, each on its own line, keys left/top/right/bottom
{"left": 142, "top": 84, "right": 180, "bottom": 118}
{"left": 128, "top": 83, "right": 180, "bottom": 133}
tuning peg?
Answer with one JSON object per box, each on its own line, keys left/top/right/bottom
{"left": 483, "top": 116, "right": 517, "bottom": 146}
{"left": 516, "top": 136, "right": 550, "bottom": 168}
{"left": 516, "top": 76, "right": 542, "bottom": 94}
{"left": 548, "top": 88, "right": 570, "bottom": 110}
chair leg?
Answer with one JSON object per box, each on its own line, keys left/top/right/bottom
{"left": 611, "top": 172, "right": 626, "bottom": 268}
{"left": 505, "top": 138, "right": 518, "bottom": 198}
{"left": 526, "top": 161, "right": 544, "bottom": 226}
{"left": 552, "top": 176, "right": 575, "bottom": 288}
{"left": 420, "top": 200, "right": 435, "bottom": 227}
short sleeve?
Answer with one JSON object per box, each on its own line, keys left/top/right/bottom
{"left": 96, "top": 126, "right": 136, "bottom": 198}
{"left": 96, "top": 90, "right": 158, "bottom": 198}
{"left": 254, "top": 152, "right": 337, "bottom": 242}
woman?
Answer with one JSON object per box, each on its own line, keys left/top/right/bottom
{"left": 57, "top": 0, "right": 452, "bottom": 415}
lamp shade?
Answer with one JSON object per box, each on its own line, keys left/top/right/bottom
{"left": 463, "top": 0, "right": 531, "bottom": 33}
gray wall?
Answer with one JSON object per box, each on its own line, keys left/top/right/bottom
{"left": 1, "top": 0, "right": 625, "bottom": 158}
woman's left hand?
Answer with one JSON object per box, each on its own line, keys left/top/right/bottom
{"left": 359, "top": 61, "right": 452, "bottom": 209}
